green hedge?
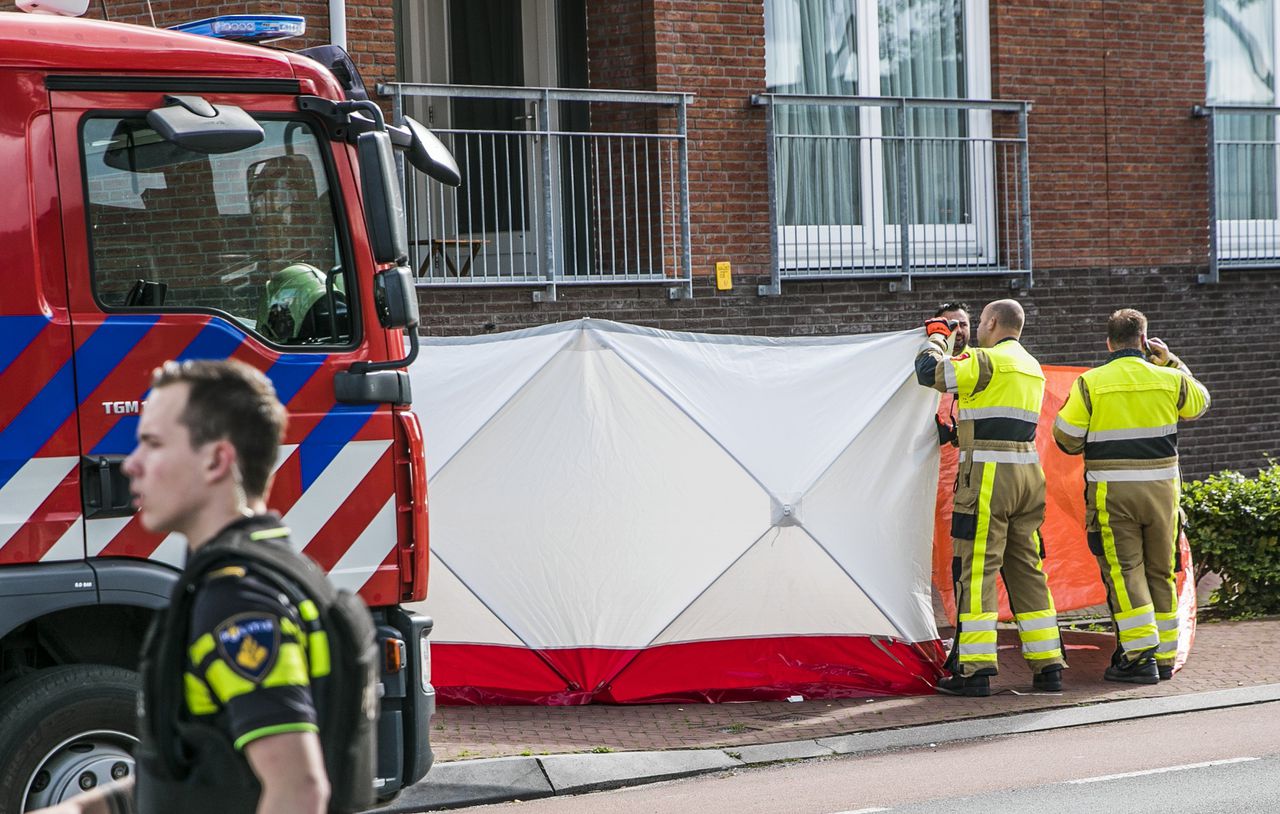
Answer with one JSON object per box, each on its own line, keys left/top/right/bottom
{"left": 1182, "top": 464, "right": 1280, "bottom": 618}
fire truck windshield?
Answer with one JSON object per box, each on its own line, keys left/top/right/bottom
{"left": 82, "top": 116, "right": 353, "bottom": 347}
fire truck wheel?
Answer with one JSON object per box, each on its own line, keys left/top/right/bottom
{"left": 0, "top": 664, "right": 140, "bottom": 812}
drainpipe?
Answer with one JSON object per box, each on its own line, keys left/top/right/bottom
{"left": 329, "top": 0, "right": 346, "bottom": 50}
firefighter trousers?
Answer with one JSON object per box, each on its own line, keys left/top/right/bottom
{"left": 950, "top": 458, "right": 1064, "bottom": 677}
{"left": 1086, "top": 478, "right": 1180, "bottom": 667}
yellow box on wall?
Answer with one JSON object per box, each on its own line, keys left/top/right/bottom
{"left": 715, "top": 261, "right": 732, "bottom": 290}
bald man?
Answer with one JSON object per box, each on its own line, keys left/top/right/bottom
{"left": 916, "top": 300, "right": 1065, "bottom": 696}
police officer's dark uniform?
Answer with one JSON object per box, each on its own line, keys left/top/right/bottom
{"left": 136, "top": 514, "right": 327, "bottom": 813}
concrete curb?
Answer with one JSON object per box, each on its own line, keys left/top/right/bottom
{"left": 378, "top": 683, "right": 1280, "bottom": 813}
{"left": 539, "top": 749, "right": 741, "bottom": 794}
{"left": 814, "top": 683, "right": 1280, "bottom": 756}
{"left": 368, "top": 757, "right": 554, "bottom": 812}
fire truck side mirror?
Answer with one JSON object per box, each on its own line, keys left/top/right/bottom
{"left": 374, "top": 266, "right": 419, "bottom": 330}
{"left": 356, "top": 130, "right": 409, "bottom": 266}
{"left": 337, "top": 266, "right": 420, "bottom": 403}
{"left": 398, "top": 116, "right": 461, "bottom": 187}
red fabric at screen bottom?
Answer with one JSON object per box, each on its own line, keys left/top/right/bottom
{"left": 435, "top": 636, "right": 947, "bottom": 705}
{"left": 432, "top": 644, "right": 598, "bottom": 705}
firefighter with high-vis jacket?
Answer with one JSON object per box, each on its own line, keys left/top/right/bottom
{"left": 1052, "top": 309, "right": 1210, "bottom": 684}
{"left": 916, "top": 299, "right": 1066, "bottom": 697}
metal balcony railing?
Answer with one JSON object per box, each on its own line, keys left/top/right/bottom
{"left": 1194, "top": 103, "right": 1280, "bottom": 284}
{"left": 752, "top": 94, "right": 1033, "bottom": 294}
{"left": 379, "top": 83, "right": 694, "bottom": 302}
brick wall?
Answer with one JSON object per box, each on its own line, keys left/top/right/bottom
{"left": 991, "top": 0, "right": 1209, "bottom": 269}
{"left": 586, "top": 0, "right": 657, "bottom": 91}
{"left": 417, "top": 267, "right": 1279, "bottom": 481}
{"left": 582, "top": 0, "right": 1211, "bottom": 277}
{"left": 586, "top": 0, "right": 774, "bottom": 279}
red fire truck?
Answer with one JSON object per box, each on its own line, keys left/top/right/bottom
{"left": 0, "top": 8, "right": 457, "bottom": 810}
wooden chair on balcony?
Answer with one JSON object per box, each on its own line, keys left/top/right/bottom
{"left": 417, "top": 238, "right": 489, "bottom": 277}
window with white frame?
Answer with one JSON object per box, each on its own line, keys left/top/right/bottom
{"left": 1205, "top": 0, "right": 1280, "bottom": 261}
{"left": 764, "top": 0, "right": 994, "bottom": 270}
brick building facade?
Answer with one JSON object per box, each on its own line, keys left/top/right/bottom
{"left": 17, "top": 0, "right": 1276, "bottom": 478}
{"left": 421, "top": 0, "right": 1273, "bottom": 480}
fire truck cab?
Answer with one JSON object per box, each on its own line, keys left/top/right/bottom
{"left": 0, "top": 10, "right": 453, "bottom": 810}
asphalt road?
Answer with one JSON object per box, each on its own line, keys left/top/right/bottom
{"left": 892, "top": 755, "right": 1280, "bottom": 814}
{"left": 450, "top": 701, "right": 1280, "bottom": 813}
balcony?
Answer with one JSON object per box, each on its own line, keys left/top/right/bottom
{"left": 1196, "top": 103, "right": 1280, "bottom": 283}
{"left": 380, "top": 83, "right": 694, "bottom": 302}
{"left": 752, "top": 94, "right": 1033, "bottom": 294}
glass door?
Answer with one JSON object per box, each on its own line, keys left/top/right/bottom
{"left": 402, "top": 0, "right": 560, "bottom": 280}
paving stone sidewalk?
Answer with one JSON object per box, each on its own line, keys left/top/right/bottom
{"left": 429, "top": 619, "right": 1280, "bottom": 762}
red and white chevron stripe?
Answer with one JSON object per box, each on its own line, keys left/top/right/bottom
{"left": 2, "top": 440, "right": 396, "bottom": 596}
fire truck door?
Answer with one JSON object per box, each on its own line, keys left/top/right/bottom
{"left": 0, "top": 74, "right": 83, "bottom": 565}
{"left": 49, "top": 86, "right": 403, "bottom": 598}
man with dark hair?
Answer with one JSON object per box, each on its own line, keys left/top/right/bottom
{"left": 39, "top": 359, "right": 330, "bottom": 814}
{"left": 1107, "top": 308, "right": 1145, "bottom": 346}
{"left": 916, "top": 299, "right": 1064, "bottom": 696}
{"left": 934, "top": 301, "right": 970, "bottom": 355}
{"left": 932, "top": 302, "right": 971, "bottom": 447}
{"left": 1053, "top": 309, "right": 1210, "bottom": 684}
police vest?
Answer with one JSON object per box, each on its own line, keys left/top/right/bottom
{"left": 134, "top": 519, "right": 378, "bottom": 814}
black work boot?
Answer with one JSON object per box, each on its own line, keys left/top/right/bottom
{"left": 1158, "top": 664, "right": 1174, "bottom": 681}
{"left": 1032, "top": 666, "right": 1063, "bottom": 692}
{"left": 936, "top": 670, "right": 993, "bottom": 697}
{"left": 1104, "top": 648, "right": 1159, "bottom": 685}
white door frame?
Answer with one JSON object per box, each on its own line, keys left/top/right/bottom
{"left": 777, "top": 0, "right": 995, "bottom": 270}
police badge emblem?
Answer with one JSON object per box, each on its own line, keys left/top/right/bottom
{"left": 215, "top": 613, "right": 281, "bottom": 682}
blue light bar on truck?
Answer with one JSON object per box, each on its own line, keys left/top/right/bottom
{"left": 168, "top": 14, "right": 306, "bottom": 43}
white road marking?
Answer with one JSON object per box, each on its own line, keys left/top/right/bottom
{"left": 827, "top": 808, "right": 891, "bottom": 814}
{"left": 1068, "top": 757, "right": 1259, "bottom": 784}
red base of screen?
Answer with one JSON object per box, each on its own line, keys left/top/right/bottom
{"left": 434, "top": 635, "right": 947, "bottom": 705}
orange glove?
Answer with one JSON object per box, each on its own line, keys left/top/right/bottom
{"left": 924, "top": 318, "right": 955, "bottom": 340}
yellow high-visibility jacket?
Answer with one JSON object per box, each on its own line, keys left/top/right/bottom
{"left": 1052, "top": 349, "right": 1210, "bottom": 481}
{"left": 916, "top": 336, "right": 1045, "bottom": 464}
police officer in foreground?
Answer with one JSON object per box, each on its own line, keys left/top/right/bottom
{"left": 916, "top": 299, "right": 1066, "bottom": 696}
{"left": 37, "top": 359, "right": 329, "bottom": 814}
{"left": 1052, "top": 309, "right": 1210, "bottom": 683}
